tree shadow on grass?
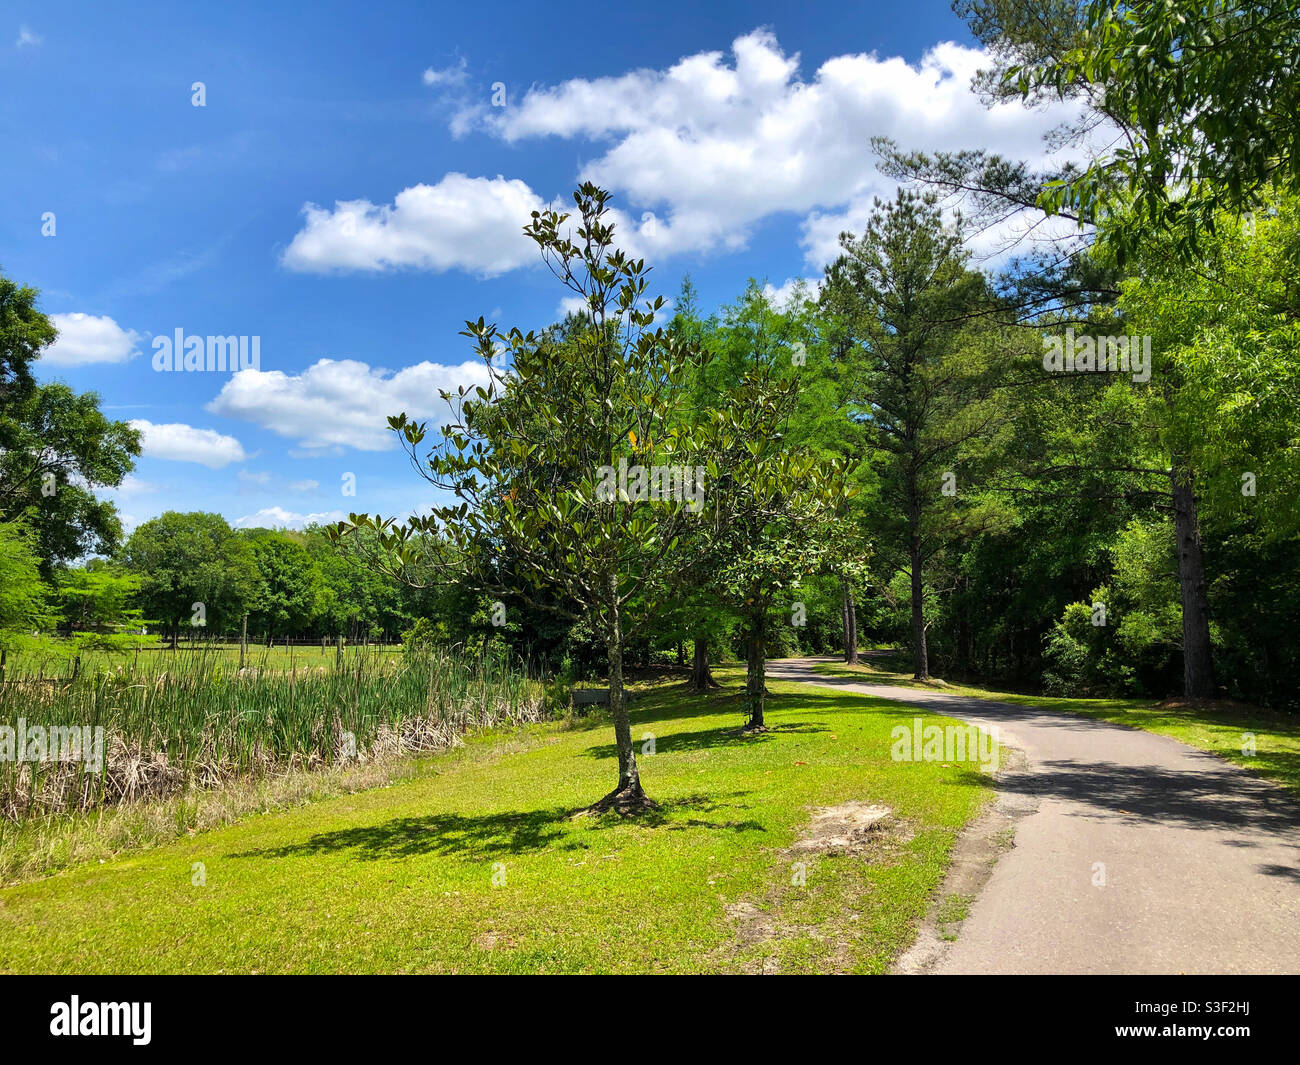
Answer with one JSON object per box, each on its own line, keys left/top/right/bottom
{"left": 230, "top": 791, "right": 763, "bottom": 863}
{"left": 563, "top": 682, "right": 745, "bottom": 733}
{"left": 564, "top": 676, "right": 910, "bottom": 740}
{"left": 582, "top": 721, "right": 829, "bottom": 760}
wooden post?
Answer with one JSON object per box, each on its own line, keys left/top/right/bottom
{"left": 240, "top": 614, "right": 248, "bottom": 671}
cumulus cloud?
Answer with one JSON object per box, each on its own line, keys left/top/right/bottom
{"left": 281, "top": 173, "right": 546, "bottom": 275}
{"left": 283, "top": 29, "right": 1092, "bottom": 279}
{"left": 206, "top": 357, "right": 492, "bottom": 451}
{"left": 479, "top": 30, "right": 1092, "bottom": 266}
{"left": 129, "top": 420, "right": 248, "bottom": 468}
{"left": 15, "top": 25, "right": 41, "bottom": 48}
{"left": 44, "top": 313, "right": 141, "bottom": 366}
{"left": 234, "top": 506, "right": 347, "bottom": 531}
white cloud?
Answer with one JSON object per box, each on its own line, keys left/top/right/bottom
{"left": 288, "top": 479, "right": 320, "bottom": 492}
{"left": 423, "top": 57, "right": 468, "bottom": 88}
{"left": 15, "top": 25, "right": 41, "bottom": 48}
{"left": 475, "top": 30, "right": 1091, "bottom": 267}
{"left": 237, "top": 469, "right": 271, "bottom": 485}
{"left": 281, "top": 173, "right": 545, "bottom": 276}
{"left": 44, "top": 313, "right": 141, "bottom": 366}
{"left": 763, "top": 276, "right": 822, "bottom": 309}
{"left": 206, "top": 357, "right": 492, "bottom": 451}
{"left": 129, "top": 420, "right": 248, "bottom": 469}
{"left": 234, "top": 506, "right": 346, "bottom": 531}
{"left": 282, "top": 30, "right": 1091, "bottom": 282}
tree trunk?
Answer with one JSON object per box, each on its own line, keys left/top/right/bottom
{"left": 842, "top": 585, "right": 850, "bottom": 662}
{"left": 744, "top": 617, "right": 767, "bottom": 731}
{"left": 909, "top": 553, "right": 929, "bottom": 681}
{"left": 676, "top": 641, "right": 684, "bottom": 667}
{"left": 1170, "top": 460, "right": 1216, "bottom": 699}
{"left": 690, "top": 637, "right": 717, "bottom": 689}
{"left": 846, "top": 585, "right": 859, "bottom": 665}
{"left": 588, "top": 576, "right": 653, "bottom": 813}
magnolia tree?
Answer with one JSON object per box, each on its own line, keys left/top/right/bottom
{"left": 704, "top": 360, "right": 858, "bottom": 728}
{"left": 334, "top": 184, "right": 735, "bottom": 813}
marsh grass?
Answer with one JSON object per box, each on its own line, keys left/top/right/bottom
{"left": 0, "top": 644, "right": 544, "bottom": 826}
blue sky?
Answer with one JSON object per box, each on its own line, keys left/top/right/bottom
{"left": 1, "top": 1, "right": 1076, "bottom": 536}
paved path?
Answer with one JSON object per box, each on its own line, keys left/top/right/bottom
{"left": 767, "top": 658, "right": 1300, "bottom": 974}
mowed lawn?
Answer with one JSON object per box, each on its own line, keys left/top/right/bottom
{"left": 0, "top": 668, "right": 990, "bottom": 974}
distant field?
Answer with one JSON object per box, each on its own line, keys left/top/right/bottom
{"left": 2, "top": 639, "right": 406, "bottom": 679}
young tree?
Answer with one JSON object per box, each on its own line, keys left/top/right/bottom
{"left": 339, "top": 184, "right": 731, "bottom": 812}
{"left": 694, "top": 287, "right": 857, "bottom": 727}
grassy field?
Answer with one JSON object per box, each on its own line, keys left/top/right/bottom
{"left": 2, "top": 639, "right": 405, "bottom": 679}
{"left": 813, "top": 653, "right": 1300, "bottom": 798}
{"left": 0, "top": 666, "right": 992, "bottom": 974}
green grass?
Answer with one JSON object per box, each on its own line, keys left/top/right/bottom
{"left": 0, "top": 667, "right": 991, "bottom": 974}
{"left": 2, "top": 638, "right": 405, "bottom": 679}
{"left": 813, "top": 654, "right": 1300, "bottom": 799}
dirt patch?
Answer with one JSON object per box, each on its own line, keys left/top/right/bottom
{"left": 788, "top": 801, "right": 897, "bottom": 855}
{"left": 718, "top": 800, "right": 912, "bottom": 973}
{"left": 725, "top": 901, "right": 778, "bottom": 948}
{"left": 471, "top": 930, "right": 517, "bottom": 952}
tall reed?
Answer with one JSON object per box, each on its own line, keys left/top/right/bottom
{"left": 0, "top": 643, "right": 544, "bottom": 822}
